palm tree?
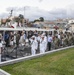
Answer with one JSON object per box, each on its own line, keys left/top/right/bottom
{"left": 19, "top": 14, "right": 24, "bottom": 19}
{"left": 39, "top": 17, "right": 44, "bottom": 22}
{"left": 18, "top": 14, "right": 24, "bottom": 26}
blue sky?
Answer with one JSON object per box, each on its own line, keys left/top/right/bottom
{"left": 0, "top": 0, "right": 74, "bottom": 20}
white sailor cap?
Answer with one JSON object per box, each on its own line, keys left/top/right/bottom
{"left": 31, "top": 36, "right": 35, "bottom": 38}
{"left": 41, "top": 35, "right": 44, "bottom": 37}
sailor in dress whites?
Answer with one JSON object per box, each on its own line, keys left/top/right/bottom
{"left": 34, "top": 35, "right": 38, "bottom": 51}
{"left": 30, "top": 36, "right": 37, "bottom": 55}
{"left": 0, "top": 34, "right": 2, "bottom": 62}
{"left": 40, "top": 35, "right": 46, "bottom": 53}
{"left": 42, "top": 33, "right": 47, "bottom": 52}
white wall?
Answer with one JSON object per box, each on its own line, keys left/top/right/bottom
{"left": 69, "top": 20, "right": 74, "bottom": 24}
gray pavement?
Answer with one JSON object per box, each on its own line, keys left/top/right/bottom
{"left": 0, "top": 69, "right": 11, "bottom": 75}
{"left": 0, "top": 71, "right": 6, "bottom": 75}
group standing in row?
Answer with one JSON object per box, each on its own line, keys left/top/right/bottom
{"left": 0, "top": 30, "right": 74, "bottom": 56}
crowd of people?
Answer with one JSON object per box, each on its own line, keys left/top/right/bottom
{"left": 0, "top": 30, "right": 74, "bottom": 57}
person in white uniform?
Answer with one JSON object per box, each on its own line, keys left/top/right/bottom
{"left": 0, "top": 35, "right": 2, "bottom": 62}
{"left": 42, "top": 33, "right": 47, "bottom": 52}
{"left": 33, "top": 35, "right": 38, "bottom": 50}
{"left": 40, "top": 35, "right": 46, "bottom": 53}
{"left": 31, "top": 36, "right": 37, "bottom": 55}
{"left": 35, "top": 36, "right": 38, "bottom": 50}
{"left": 36, "top": 34, "right": 42, "bottom": 52}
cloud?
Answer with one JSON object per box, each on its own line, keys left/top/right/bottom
{"left": 39, "top": 0, "right": 43, "bottom": 2}
{"left": 0, "top": 13, "right": 9, "bottom": 19}
{"left": 1, "top": 4, "right": 74, "bottom": 20}
{"left": 5, "top": 6, "right": 51, "bottom": 20}
{"left": 6, "top": 7, "right": 18, "bottom": 12}
{"left": 49, "top": 8, "right": 67, "bottom": 19}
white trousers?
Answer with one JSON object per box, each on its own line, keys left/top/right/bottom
{"left": 31, "top": 49, "right": 36, "bottom": 55}
{"left": 40, "top": 49, "right": 45, "bottom": 54}
{"left": 0, "top": 54, "right": 1, "bottom": 62}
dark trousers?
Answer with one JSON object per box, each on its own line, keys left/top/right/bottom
{"left": 48, "top": 42, "right": 51, "bottom": 51}
{"left": 5, "top": 39, "right": 9, "bottom": 47}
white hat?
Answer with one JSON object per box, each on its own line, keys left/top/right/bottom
{"left": 32, "top": 36, "right": 35, "bottom": 38}
{"left": 41, "top": 35, "right": 44, "bottom": 37}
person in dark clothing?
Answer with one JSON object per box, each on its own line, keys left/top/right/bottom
{"left": 47, "top": 34, "right": 52, "bottom": 51}
{"left": 16, "top": 32, "right": 20, "bottom": 47}
{"left": 4, "top": 32, "right": 9, "bottom": 47}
